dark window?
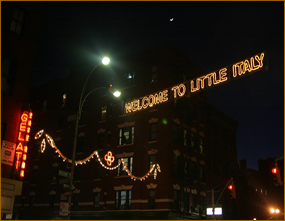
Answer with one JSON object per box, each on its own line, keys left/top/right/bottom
{"left": 77, "top": 136, "right": 84, "bottom": 153}
{"left": 173, "top": 123, "right": 179, "bottom": 144}
{"left": 117, "top": 157, "right": 133, "bottom": 176}
{"left": 93, "top": 192, "right": 100, "bottom": 210}
{"left": 199, "top": 136, "right": 204, "bottom": 153}
{"left": 119, "top": 126, "right": 134, "bottom": 145}
{"left": 1, "top": 57, "right": 17, "bottom": 95}
{"left": 49, "top": 195, "right": 55, "bottom": 211}
{"left": 72, "top": 193, "right": 79, "bottom": 211}
{"left": 74, "top": 166, "right": 81, "bottom": 181}
{"left": 28, "top": 195, "right": 35, "bottom": 210}
{"left": 149, "top": 123, "right": 157, "bottom": 141}
{"left": 151, "top": 65, "right": 158, "bottom": 82}
{"left": 173, "top": 154, "right": 179, "bottom": 176}
{"left": 148, "top": 189, "right": 155, "bottom": 209}
{"left": 183, "top": 129, "right": 188, "bottom": 147}
{"left": 94, "top": 160, "right": 101, "bottom": 179}
{"left": 149, "top": 154, "right": 156, "bottom": 169}
{"left": 51, "top": 166, "right": 58, "bottom": 183}
{"left": 200, "top": 165, "right": 205, "bottom": 183}
{"left": 173, "top": 190, "right": 180, "bottom": 211}
{"left": 184, "top": 191, "right": 190, "bottom": 212}
{"left": 10, "top": 7, "right": 25, "bottom": 34}
{"left": 97, "top": 133, "right": 105, "bottom": 149}
{"left": 191, "top": 161, "right": 197, "bottom": 180}
{"left": 101, "top": 106, "right": 107, "bottom": 121}
{"left": 57, "top": 116, "right": 65, "bottom": 130}
{"left": 115, "top": 190, "right": 131, "bottom": 209}
{"left": 125, "top": 71, "right": 136, "bottom": 87}
{"left": 32, "top": 170, "right": 38, "bottom": 184}
{"left": 184, "top": 159, "right": 190, "bottom": 178}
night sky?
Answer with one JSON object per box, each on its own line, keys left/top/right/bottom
{"left": 32, "top": 1, "right": 284, "bottom": 170}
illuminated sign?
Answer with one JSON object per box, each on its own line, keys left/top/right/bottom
{"left": 15, "top": 110, "right": 33, "bottom": 178}
{"left": 104, "top": 151, "right": 115, "bottom": 166}
{"left": 125, "top": 52, "right": 267, "bottom": 114}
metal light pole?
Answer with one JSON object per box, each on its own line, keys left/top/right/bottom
{"left": 66, "top": 57, "right": 119, "bottom": 219}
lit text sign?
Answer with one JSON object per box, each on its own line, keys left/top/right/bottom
{"left": 125, "top": 52, "right": 267, "bottom": 114}
{"left": 15, "top": 110, "right": 33, "bottom": 178}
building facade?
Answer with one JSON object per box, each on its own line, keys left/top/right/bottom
{"left": 1, "top": 2, "right": 44, "bottom": 219}
{"left": 16, "top": 45, "right": 239, "bottom": 219}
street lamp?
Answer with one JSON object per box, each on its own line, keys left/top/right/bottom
{"left": 67, "top": 57, "right": 120, "bottom": 219}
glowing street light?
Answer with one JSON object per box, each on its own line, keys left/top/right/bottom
{"left": 67, "top": 56, "right": 120, "bottom": 219}
{"left": 102, "top": 57, "right": 110, "bottom": 65}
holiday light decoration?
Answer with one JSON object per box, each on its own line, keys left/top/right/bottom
{"left": 104, "top": 151, "right": 115, "bottom": 166}
{"left": 35, "top": 130, "right": 161, "bottom": 181}
{"left": 124, "top": 52, "right": 267, "bottom": 114}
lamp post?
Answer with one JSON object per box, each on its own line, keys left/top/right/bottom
{"left": 67, "top": 57, "right": 119, "bottom": 219}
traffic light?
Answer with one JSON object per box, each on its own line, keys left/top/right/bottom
{"left": 272, "top": 166, "right": 282, "bottom": 186}
{"left": 228, "top": 183, "right": 236, "bottom": 199}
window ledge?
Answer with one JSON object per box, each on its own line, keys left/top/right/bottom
{"left": 148, "top": 140, "right": 157, "bottom": 144}
{"left": 117, "top": 143, "right": 134, "bottom": 148}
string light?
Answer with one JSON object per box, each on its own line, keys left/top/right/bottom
{"left": 35, "top": 130, "right": 161, "bottom": 180}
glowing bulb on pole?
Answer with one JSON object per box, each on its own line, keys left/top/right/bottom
{"left": 102, "top": 57, "right": 110, "bottom": 65}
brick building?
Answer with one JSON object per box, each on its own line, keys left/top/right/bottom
{"left": 17, "top": 45, "right": 239, "bottom": 219}
{"left": 1, "top": 2, "right": 44, "bottom": 219}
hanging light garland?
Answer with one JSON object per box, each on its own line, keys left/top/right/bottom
{"left": 34, "top": 130, "right": 161, "bottom": 180}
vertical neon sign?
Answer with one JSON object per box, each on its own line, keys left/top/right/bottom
{"left": 15, "top": 110, "right": 33, "bottom": 178}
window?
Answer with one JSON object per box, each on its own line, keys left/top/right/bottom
{"left": 49, "top": 195, "right": 55, "bottom": 211}
{"left": 62, "top": 94, "right": 67, "bottom": 107}
{"left": 32, "top": 170, "right": 38, "bottom": 184}
{"left": 74, "top": 166, "right": 81, "bottom": 181}
{"left": 28, "top": 195, "right": 35, "bottom": 210}
{"left": 97, "top": 133, "right": 105, "bottom": 149}
{"left": 149, "top": 154, "right": 156, "bottom": 169}
{"left": 184, "top": 159, "right": 190, "bottom": 178}
{"left": 173, "top": 154, "right": 179, "bottom": 176}
{"left": 125, "top": 71, "right": 136, "bottom": 87}
{"left": 200, "top": 165, "right": 205, "bottom": 183}
{"left": 1, "top": 57, "right": 17, "bottom": 95}
{"left": 57, "top": 116, "right": 65, "bottom": 130}
{"left": 51, "top": 165, "right": 59, "bottom": 183}
{"left": 115, "top": 190, "right": 131, "bottom": 209}
{"left": 10, "top": 7, "right": 25, "bottom": 34}
{"left": 191, "top": 162, "right": 197, "bottom": 180}
{"left": 149, "top": 123, "right": 157, "bottom": 141}
{"left": 191, "top": 193, "right": 197, "bottom": 209}
{"left": 184, "top": 191, "right": 190, "bottom": 212}
{"left": 151, "top": 65, "right": 158, "bottom": 82}
{"left": 190, "top": 132, "right": 195, "bottom": 148}
{"left": 148, "top": 189, "right": 155, "bottom": 209}
{"left": 183, "top": 129, "right": 188, "bottom": 147}
{"left": 173, "top": 124, "right": 179, "bottom": 144}
{"left": 119, "top": 126, "right": 134, "bottom": 145}
{"left": 94, "top": 160, "right": 101, "bottom": 179}
{"left": 173, "top": 190, "right": 180, "bottom": 211}
{"left": 72, "top": 193, "right": 79, "bottom": 211}
{"left": 101, "top": 106, "right": 107, "bottom": 121}
{"left": 43, "top": 100, "right": 48, "bottom": 111}
{"left": 117, "top": 157, "right": 133, "bottom": 176}
{"left": 93, "top": 192, "right": 100, "bottom": 210}
{"left": 77, "top": 136, "right": 85, "bottom": 153}
{"left": 199, "top": 136, "right": 204, "bottom": 153}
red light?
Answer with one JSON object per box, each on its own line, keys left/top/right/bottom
{"left": 228, "top": 184, "right": 233, "bottom": 190}
{"left": 272, "top": 168, "right": 278, "bottom": 174}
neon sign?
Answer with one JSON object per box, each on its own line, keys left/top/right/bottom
{"left": 125, "top": 52, "right": 267, "bottom": 114}
{"left": 15, "top": 110, "right": 33, "bottom": 178}
{"left": 104, "top": 151, "right": 115, "bottom": 166}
